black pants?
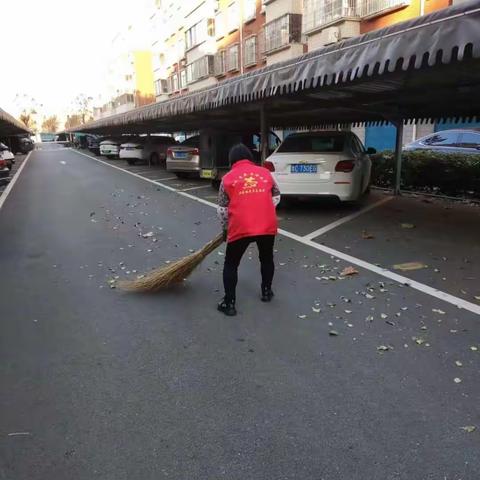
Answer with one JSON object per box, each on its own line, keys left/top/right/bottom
{"left": 223, "top": 235, "right": 275, "bottom": 302}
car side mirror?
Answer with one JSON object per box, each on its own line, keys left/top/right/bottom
{"left": 366, "top": 147, "right": 376, "bottom": 154}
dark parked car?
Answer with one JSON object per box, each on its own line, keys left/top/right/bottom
{"left": 87, "top": 135, "right": 102, "bottom": 155}
{"left": 404, "top": 128, "right": 480, "bottom": 154}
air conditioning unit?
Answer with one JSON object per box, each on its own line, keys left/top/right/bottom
{"left": 323, "top": 26, "right": 340, "bottom": 45}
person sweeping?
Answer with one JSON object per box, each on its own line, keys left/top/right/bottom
{"left": 216, "top": 144, "right": 281, "bottom": 316}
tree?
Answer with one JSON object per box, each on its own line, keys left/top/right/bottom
{"left": 19, "top": 110, "right": 37, "bottom": 132}
{"left": 64, "top": 114, "right": 83, "bottom": 130}
{"left": 72, "top": 94, "right": 94, "bottom": 124}
{"left": 41, "top": 115, "right": 59, "bottom": 133}
{"left": 14, "top": 93, "right": 42, "bottom": 133}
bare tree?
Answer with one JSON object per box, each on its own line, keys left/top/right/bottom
{"left": 72, "top": 94, "right": 94, "bottom": 124}
{"left": 64, "top": 114, "right": 83, "bottom": 130}
{"left": 14, "top": 94, "right": 43, "bottom": 132}
{"left": 41, "top": 115, "right": 59, "bottom": 133}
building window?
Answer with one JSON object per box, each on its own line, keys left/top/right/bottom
{"left": 244, "top": 0, "right": 256, "bottom": 22}
{"left": 227, "top": 2, "right": 239, "bottom": 33}
{"left": 214, "top": 49, "right": 227, "bottom": 76}
{"left": 179, "top": 69, "right": 187, "bottom": 89}
{"left": 244, "top": 36, "right": 257, "bottom": 67}
{"left": 263, "top": 14, "right": 302, "bottom": 54}
{"left": 359, "top": 0, "right": 410, "bottom": 18}
{"left": 185, "top": 19, "right": 215, "bottom": 50}
{"left": 227, "top": 44, "right": 239, "bottom": 71}
{"left": 186, "top": 55, "right": 215, "bottom": 84}
{"left": 169, "top": 73, "right": 179, "bottom": 92}
{"left": 303, "top": 0, "right": 358, "bottom": 33}
{"left": 154, "top": 78, "right": 169, "bottom": 96}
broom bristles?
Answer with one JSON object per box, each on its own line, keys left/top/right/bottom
{"left": 119, "top": 233, "right": 224, "bottom": 292}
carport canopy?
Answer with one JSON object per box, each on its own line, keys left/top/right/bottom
{"left": 0, "top": 108, "right": 31, "bottom": 136}
{"left": 71, "top": 0, "right": 480, "bottom": 135}
{"left": 71, "top": 0, "right": 480, "bottom": 193}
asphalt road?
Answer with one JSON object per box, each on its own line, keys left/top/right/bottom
{"left": 0, "top": 145, "right": 479, "bottom": 480}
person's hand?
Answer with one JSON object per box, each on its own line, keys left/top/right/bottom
{"left": 222, "top": 229, "right": 228, "bottom": 242}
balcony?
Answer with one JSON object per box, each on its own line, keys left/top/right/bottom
{"left": 186, "top": 55, "right": 215, "bottom": 84}
{"left": 263, "top": 14, "right": 302, "bottom": 55}
{"left": 359, "top": 0, "right": 410, "bottom": 18}
{"left": 303, "top": 0, "right": 358, "bottom": 33}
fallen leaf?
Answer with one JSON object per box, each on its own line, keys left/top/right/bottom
{"left": 454, "top": 377, "right": 462, "bottom": 384}
{"left": 470, "top": 346, "right": 478, "bottom": 352}
{"left": 340, "top": 266, "right": 359, "bottom": 277}
{"left": 393, "top": 262, "right": 427, "bottom": 271}
{"left": 455, "top": 361, "right": 463, "bottom": 367}
{"left": 362, "top": 231, "right": 375, "bottom": 240}
{"left": 401, "top": 223, "right": 415, "bottom": 229}
{"left": 461, "top": 426, "right": 476, "bottom": 433}
{"left": 474, "top": 296, "right": 480, "bottom": 301}
{"left": 381, "top": 313, "right": 388, "bottom": 319}
{"left": 413, "top": 337, "right": 426, "bottom": 345}
{"left": 377, "top": 345, "right": 393, "bottom": 352}
{"left": 344, "top": 310, "right": 352, "bottom": 314}
{"left": 329, "top": 330, "right": 339, "bottom": 336}
{"left": 365, "top": 315, "right": 374, "bottom": 322}
{"left": 298, "top": 315, "right": 307, "bottom": 319}
{"left": 312, "top": 307, "right": 321, "bottom": 313}
{"left": 142, "top": 232, "right": 154, "bottom": 238}
{"left": 432, "top": 308, "right": 446, "bottom": 315}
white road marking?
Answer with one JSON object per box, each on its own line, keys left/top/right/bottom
{"left": 303, "top": 196, "right": 393, "bottom": 240}
{"left": 152, "top": 177, "right": 177, "bottom": 181}
{"left": 180, "top": 184, "right": 211, "bottom": 192}
{"left": 71, "top": 149, "right": 480, "bottom": 316}
{"left": 0, "top": 151, "right": 32, "bottom": 212}
{"left": 8, "top": 432, "right": 31, "bottom": 437}
{"left": 279, "top": 229, "right": 480, "bottom": 316}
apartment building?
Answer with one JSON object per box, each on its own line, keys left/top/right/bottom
{"left": 94, "top": 26, "right": 155, "bottom": 120}
{"left": 149, "top": 0, "right": 468, "bottom": 147}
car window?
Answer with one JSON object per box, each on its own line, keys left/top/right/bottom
{"left": 422, "top": 132, "right": 459, "bottom": 147}
{"left": 181, "top": 136, "right": 200, "bottom": 147}
{"left": 277, "top": 134, "right": 345, "bottom": 153}
{"left": 350, "top": 136, "right": 364, "bottom": 154}
{"left": 458, "top": 132, "right": 480, "bottom": 149}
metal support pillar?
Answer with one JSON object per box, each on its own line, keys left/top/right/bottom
{"left": 394, "top": 120, "right": 404, "bottom": 195}
{"left": 260, "top": 104, "right": 268, "bottom": 164}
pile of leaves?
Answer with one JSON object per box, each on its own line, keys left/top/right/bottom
{"left": 371, "top": 150, "right": 480, "bottom": 199}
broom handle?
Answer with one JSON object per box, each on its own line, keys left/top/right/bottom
{"left": 200, "top": 233, "right": 224, "bottom": 256}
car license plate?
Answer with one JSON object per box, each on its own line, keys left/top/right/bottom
{"left": 175, "top": 152, "right": 188, "bottom": 159}
{"left": 291, "top": 164, "right": 317, "bottom": 173}
{"left": 201, "top": 169, "right": 214, "bottom": 179}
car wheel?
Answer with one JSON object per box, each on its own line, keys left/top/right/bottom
{"left": 175, "top": 172, "right": 189, "bottom": 179}
{"left": 127, "top": 159, "right": 136, "bottom": 165}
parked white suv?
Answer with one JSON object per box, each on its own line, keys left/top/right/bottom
{"left": 266, "top": 131, "right": 372, "bottom": 202}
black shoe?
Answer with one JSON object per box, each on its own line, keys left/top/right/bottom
{"left": 217, "top": 298, "right": 237, "bottom": 316}
{"left": 261, "top": 287, "right": 274, "bottom": 302}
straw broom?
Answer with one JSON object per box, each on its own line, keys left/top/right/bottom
{"left": 119, "top": 233, "right": 224, "bottom": 292}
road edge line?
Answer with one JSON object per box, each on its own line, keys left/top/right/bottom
{"left": 0, "top": 151, "right": 32, "bottom": 212}
{"left": 71, "top": 148, "right": 480, "bottom": 316}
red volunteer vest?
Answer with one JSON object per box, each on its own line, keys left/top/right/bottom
{"left": 223, "top": 159, "right": 278, "bottom": 243}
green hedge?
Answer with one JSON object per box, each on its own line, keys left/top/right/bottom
{"left": 371, "top": 150, "right": 480, "bottom": 199}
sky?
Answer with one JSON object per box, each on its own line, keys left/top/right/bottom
{"left": 1, "top": 0, "right": 151, "bottom": 121}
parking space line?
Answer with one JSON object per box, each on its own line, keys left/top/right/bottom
{"left": 72, "top": 149, "right": 480, "bottom": 316}
{"left": 0, "top": 151, "right": 32, "bottom": 212}
{"left": 303, "top": 196, "right": 394, "bottom": 240}
{"left": 180, "top": 185, "right": 212, "bottom": 192}
{"left": 152, "top": 177, "right": 177, "bottom": 182}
